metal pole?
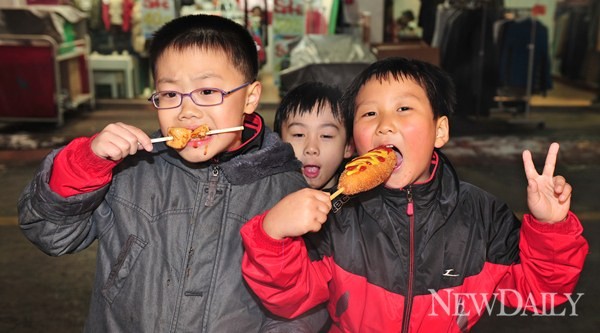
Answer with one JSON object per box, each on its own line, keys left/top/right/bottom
{"left": 525, "top": 17, "right": 536, "bottom": 118}
{"left": 244, "top": 0, "right": 248, "bottom": 30}
{"left": 476, "top": 2, "right": 488, "bottom": 119}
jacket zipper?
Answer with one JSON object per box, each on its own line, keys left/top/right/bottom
{"left": 401, "top": 186, "right": 414, "bottom": 333}
{"left": 205, "top": 166, "right": 220, "bottom": 207}
{"left": 171, "top": 168, "right": 219, "bottom": 332}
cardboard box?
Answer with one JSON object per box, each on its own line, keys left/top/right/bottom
{"left": 60, "top": 56, "right": 82, "bottom": 101}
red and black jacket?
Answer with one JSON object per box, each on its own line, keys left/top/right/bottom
{"left": 241, "top": 151, "right": 588, "bottom": 332}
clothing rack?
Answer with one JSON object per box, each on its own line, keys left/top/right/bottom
{"left": 475, "top": 0, "right": 491, "bottom": 119}
{"left": 468, "top": 0, "right": 494, "bottom": 119}
{"left": 442, "top": 0, "right": 495, "bottom": 118}
{"left": 493, "top": 5, "right": 545, "bottom": 128}
{"left": 444, "top": 0, "right": 490, "bottom": 9}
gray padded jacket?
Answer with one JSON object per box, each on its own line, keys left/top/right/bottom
{"left": 18, "top": 120, "right": 307, "bottom": 332}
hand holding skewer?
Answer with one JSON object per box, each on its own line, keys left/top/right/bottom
{"left": 91, "top": 124, "right": 245, "bottom": 161}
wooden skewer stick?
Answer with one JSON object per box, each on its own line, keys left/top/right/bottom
{"left": 150, "top": 126, "right": 244, "bottom": 143}
{"left": 330, "top": 187, "right": 344, "bottom": 200}
{"left": 150, "top": 136, "right": 173, "bottom": 143}
{"left": 205, "top": 126, "right": 245, "bottom": 135}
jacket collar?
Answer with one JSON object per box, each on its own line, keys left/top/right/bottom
{"left": 213, "top": 113, "right": 263, "bottom": 163}
{"left": 359, "top": 150, "right": 460, "bottom": 226}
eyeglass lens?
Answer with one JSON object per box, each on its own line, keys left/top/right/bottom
{"left": 153, "top": 89, "right": 223, "bottom": 108}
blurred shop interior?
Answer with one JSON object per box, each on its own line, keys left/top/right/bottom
{"left": 0, "top": 0, "right": 599, "bottom": 126}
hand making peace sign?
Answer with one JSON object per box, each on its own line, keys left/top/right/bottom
{"left": 522, "top": 142, "right": 571, "bottom": 224}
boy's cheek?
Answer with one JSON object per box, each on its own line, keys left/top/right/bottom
{"left": 352, "top": 127, "right": 371, "bottom": 154}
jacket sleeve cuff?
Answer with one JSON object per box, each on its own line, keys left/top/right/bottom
{"left": 248, "top": 212, "right": 297, "bottom": 252}
{"left": 520, "top": 211, "right": 588, "bottom": 259}
{"left": 49, "top": 135, "right": 118, "bottom": 197}
{"left": 524, "top": 211, "right": 580, "bottom": 235}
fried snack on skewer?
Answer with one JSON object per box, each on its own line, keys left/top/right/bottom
{"left": 166, "top": 127, "right": 192, "bottom": 149}
{"left": 157, "top": 125, "right": 244, "bottom": 149}
{"left": 330, "top": 146, "right": 397, "bottom": 200}
{"left": 191, "top": 124, "right": 210, "bottom": 140}
{"left": 165, "top": 124, "right": 211, "bottom": 149}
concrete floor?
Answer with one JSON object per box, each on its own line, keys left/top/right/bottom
{"left": 0, "top": 100, "right": 599, "bottom": 332}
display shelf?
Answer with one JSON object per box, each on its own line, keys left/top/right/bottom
{"left": 0, "top": 4, "right": 93, "bottom": 126}
{"left": 56, "top": 48, "right": 87, "bottom": 62}
{"left": 0, "top": 34, "right": 94, "bottom": 126}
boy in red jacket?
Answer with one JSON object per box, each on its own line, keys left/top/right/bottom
{"left": 241, "top": 57, "right": 588, "bottom": 332}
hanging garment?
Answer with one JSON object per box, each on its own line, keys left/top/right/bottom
{"left": 101, "top": 0, "right": 134, "bottom": 32}
{"left": 438, "top": 7, "right": 498, "bottom": 117}
{"left": 497, "top": 18, "right": 552, "bottom": 94}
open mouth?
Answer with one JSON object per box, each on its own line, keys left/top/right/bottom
{"left": 385, "top": 144, "right": 403, "bottom": 169}
{"left": 303, "top": 165, "right": 321, "bottom": 178}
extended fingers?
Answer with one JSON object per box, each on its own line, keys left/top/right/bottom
{"left": 542, "top": 142, "right": 560, "bottom": 177}
{"left": 522, "top": 149, "right": 537, "bottom": 180}
{"left": 523, "top": 142, "right": 560, "bottom": 179}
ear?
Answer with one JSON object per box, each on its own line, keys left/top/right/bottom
{"left": 434, "top": 116, "right": 450, "bottom": 148}
{"left": 343, "top": 140, "right": 355, "bottom": 159}
{"left": 243, "top": 81, "right": 262, "bottom": 115}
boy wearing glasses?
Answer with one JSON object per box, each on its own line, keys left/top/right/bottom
{"left": 18, "top": 15, "right": 325, "bottom": 332}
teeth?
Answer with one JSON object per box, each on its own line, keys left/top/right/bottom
{"left": 384, "top": 145, "right": 401, "bottom": 154}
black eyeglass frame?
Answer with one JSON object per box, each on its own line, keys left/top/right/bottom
{"left": 148, "top": 82, "right": 252, "bottom": 109}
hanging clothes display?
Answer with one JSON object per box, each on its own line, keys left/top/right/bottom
{"left": 554, "top": 0, "right": 600, "bottom": 88}
{"left": 555, "top": 4, "right": 588, "bottom": 81}
{"left": 495, "top": 14, "right": 552, "bottom": 95}
{"left": 101, "top": 0, "right": 134, "bottom": 32}
{"left": 582, "top": 0, "right": 600, "bottom": 86}
{"left": 419, "top": 0, "right": 444, "bottom": 45}
{"left": 85, "top": 0, "right": 143, "bottom": 54}
{"left": 432, "top": 0, "right": 503, "bottom": 117}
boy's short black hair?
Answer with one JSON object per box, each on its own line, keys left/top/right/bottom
{"left": 341, "top": 57, "right": 456, "bottom": 135}
{"left": 149, "top": 14, "right": 259, "bottom": 83}
{"left": 273, "top": 82, "right": 349, "bottom": 143}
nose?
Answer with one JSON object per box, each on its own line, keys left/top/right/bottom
{"left": 376, "top": 114, "right": 396, "bottom": 135}
{"left": 178, "top": 95, "right": 204, "bottom": 120}
{"left": 303, "top": 136, "right": 319, "bottom": 156}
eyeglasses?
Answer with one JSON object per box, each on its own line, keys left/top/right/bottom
{"left": 148, "top": 82, "right": 251, "bottom": 109}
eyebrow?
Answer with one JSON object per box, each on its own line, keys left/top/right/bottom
{"left": 156, "top": 73, "right": 222, "bottom": 85}
{"left": 287, "top": 122, "right": 341, "bottom": 130}
{"left": 319, "top": 123, "right": 342, "bottom": 130}
{"left": 156, "top": 77, "right": 176, "bottom": 85}
{"left": 395, "top": 92, "right": 421, "bottom": 100}
{"left": 358, "top": 93, "right": 421, "bottom": 107}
